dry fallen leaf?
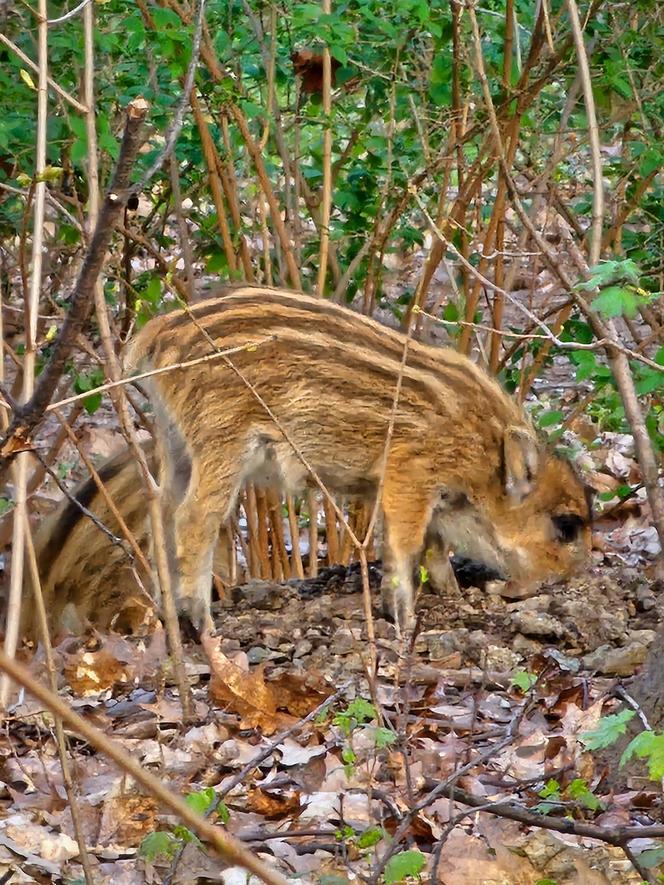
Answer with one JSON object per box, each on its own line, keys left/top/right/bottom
{"left": 246, "top": 786, "right": 301, "bottom": 819}
{"left": 202, "top": 631, "right": 294, "bottom": 733}
{"left": 97, "top": 794, "right": 158, "bottom": 848}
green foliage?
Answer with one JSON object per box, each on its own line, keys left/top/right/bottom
{"left": 384, "top": 849, "right": 426, "bottom": 883}
{"left": 535, "top": 778, "right": 562, "bottom": 815}
{"left": 566, "top": 778, "right": 603, "bottom": 812}
{"left": 138, "top": 787, "right": 227, "bottom": 862}
{"left": 139, "top": 830, "right": 180, "bottom": 862}
{"left": 580, "top": 709, "right": 636, "bottom": 750}
{"left": 333, "top": 698, "right": 377, "bottom": 736}
{"left": 356, "top": 826, "right": 386, "bottom": 849}
{"left": 372, "top": 726, "right": 398, "bottom": 749}
{"left": 334, "top": 698, "right": 397, "bottom": 777}
{"left": 620, "top": 730, "right": 664, "bottom": 780}
{"left": 341, "top": 745, "right": 357, "bottom": 777}
{"left": 72, "top": 368, "right": 105, "bottom": 415}
{"left": 636, "top": 845, "right": 664, "bottom": 870}
{"left": 510, "top": 670, "right": 537, "bottom": 693}
{"left": 334, "top": 824, "right": 386, "bottom": 852}
{"left": 185, "top": 786, "right": 219, "bottom": 817}
{"left": 576, "top": 260, "right": 653, "bottom": 319}
{"left": 577, "top": 259, "right": 642, "bottom": 291}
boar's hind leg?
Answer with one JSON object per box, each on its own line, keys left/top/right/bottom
{"left": 381, "top": 477, "right": 433, "bottom": 633}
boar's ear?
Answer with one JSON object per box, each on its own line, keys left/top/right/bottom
{"left": 502, "top": 426, "right": 540, "bottom": 501}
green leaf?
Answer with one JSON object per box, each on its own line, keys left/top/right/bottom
{"left": 635, "top": 369, "right": 664, "bottom": 397}
{"left": 639, "top": 149, "right": 663, "bottom": 178}
{"left": 384, "top": 849, "right": 426, "bottom": 884}
{"left": 139, "top": 830, "right": 179, "bottom": 861}
{"left": 590, "top": 285, "right": 638, "bottom": 319}
{"left": 567, "top": 778, "right": 603, "bottom": 811}
{"left": 144, "top": 275, "right": 162, "bottom": 305}
{"left": 341, "top": 745, "right": 356, "bottom": 775}
{"left": 580, "top": 709, "right": 636, "bottom": 750}
{"left": 216, "top": 800, "right": 230, "bottom": 824}
{"left": 636, "top": 844, "right": 664, "bottom": 870}
{"left": 578, "top": 259, "right": 641, "bottom": 290}
{"left": 538, "top": 779, "right": 561, "bottom": 800}
{"left": 620, "top": 730, "right": 664, "bottom": 780}
{"left": 571, "top": 351, "right": 597, "bottom": 382}
{"left": 19, "top": 69, "right": 36, "bottom": 90}
{"left": 185, "top": 787, "right": 217, "bottom": 816}
{"left": 357, "top": 826, "right": 385, "bottom": 849}
{"left": 511, "top": 671, "right": 537, "bottom": 693}
{"left": 333, "top": 697, "right": 377, "bottom": 734}
{"left": 73, "top": 368, "right": 105, "bottom": 415}
{"left": 538, "top": 410, "right": 563, "bottom": 429}
{"left": 172, "top": 824, "right": 200, "bottom": 846}
{"left": 372, "top": 726, "right": 397, "bottom": 749}
{"left": 82, "top": 392, "right": 102, "bottom": 415}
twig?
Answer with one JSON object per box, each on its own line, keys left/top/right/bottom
{"left": 412, "top": 190, "right": 663, "bottom": 375}
{"left": 0, "top": 180, "right": 83, "bottom": 231}
{"left": 465, "top": 0, "right": 664, "bottom": 548}
{"left": 51, "top": 409, "right": 153, "bottom": 580}
{"left": 169, "top": 153, "right": 196, "bottom": 299}
{"left": 30, "top": 449, "right": 127, "bottom": 552}
{"left": 614, "top": 686, "right": 652, "bottom": 732}
{"left": 440, "top": 784, "right": 664, "bottom": 844}
{"left": 370, "top": 703, "right": 528, "bottom": 882}
{"left": 47, "top": 0, "right": 93, "bottom": 24}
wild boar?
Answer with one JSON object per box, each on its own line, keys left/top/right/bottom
{"left": 23, "top": 286, "right": 591, "bottom": 637}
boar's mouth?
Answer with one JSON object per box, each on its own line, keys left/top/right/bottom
{"left": 450, "top": 555, "right": 505, "bottom": 588}
{"left": 430, "top": 490, "right": 510, "bottom": 578}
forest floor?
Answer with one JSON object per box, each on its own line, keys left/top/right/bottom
{"left": 2, "top": 538, "right": 663, "bottom": 884}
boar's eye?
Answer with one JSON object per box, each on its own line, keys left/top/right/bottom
{"left": 552, "top": 513, "right": 585, "bottom": 543}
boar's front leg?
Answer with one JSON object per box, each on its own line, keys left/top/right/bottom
{"left": 168, "top": 453, "right": 243, "bottom": 632}
{"left": 422, "top": 529, "right": 460, "bottom": 597}
{"left": 380, "top": 470, "right": 433, "bottom": 633}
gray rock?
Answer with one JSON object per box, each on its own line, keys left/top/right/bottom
{"left": 582, "top": 641, "right": 649, "bottom": 676}
{"left": 420, "top": 629, "right": 469, "bottom": 661}
{"left": 246, "top": 646, "right": 272, "bottom": 664}
{"left": 293, "top": 639, "right": 313, "bottom": 658}
{"left": 511, "top": 610, "right": 565, "bottom": 638}
{"left": 635, "top": 584, "right": 656, "bottom": 612}
{"left": 484, "top": 645, "right": 522, "bottom": 671}
{"left": 512, "top": 634, "right": 543, "bottom": 656}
